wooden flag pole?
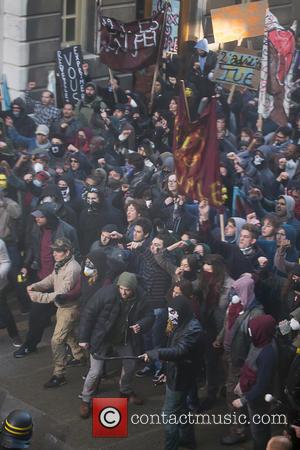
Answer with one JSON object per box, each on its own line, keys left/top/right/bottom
{"left": 227, "top": 85, "right": 236, "bottom": 105}
{"left": 257, "top": 114, "right": 263, "bottom": 132}
{"left": 180, "top": 79, "right": 191, "bottom": 122}
{"left": 220, "top": 213, "right": 225, "bottom": 242}
{"left": 148, "top": 4, "right": 168, "bottom": 113}
{"left": 108, "top": 68, "right": 119, "bottom": 104}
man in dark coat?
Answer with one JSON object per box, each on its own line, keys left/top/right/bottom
{"left": 9, "top": 97, "right": 36, "bottom": 137}
{"left": 78, "top": 272, "right": 154, "bottom": 418}
{"left": 14, "top": 204, "right": 80, "bottom": 358}
{"left": 141, "top": 295, "right": 202, "bottom": 450}
{"left": 79, "top": 188, "right": 124, "bottom": 255}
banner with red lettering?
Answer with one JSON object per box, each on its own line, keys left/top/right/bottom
{"left": 98, "top": 9, "right": 166, "bottom": 72}
{"left": 173, "top": 88, "right": 223, "bottom": 206}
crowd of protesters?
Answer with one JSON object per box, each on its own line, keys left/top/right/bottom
{"left": 0, "top": 36, "right": 300, "bottom": 450}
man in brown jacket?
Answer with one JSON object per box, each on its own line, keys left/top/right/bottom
{"left": 27, "top": 237, "right": 84, "bottom": 388}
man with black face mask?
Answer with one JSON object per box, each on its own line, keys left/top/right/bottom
{"left": 141, "top": 295, "right": 202, "bottom": 450}
{"left": 75, "top": 83, "right": 107, "bottom": 127}
{"left": 79, "top": 188, "right": 124, "bottom": 255}
{"left": 10, "top": 98, "right": 36, "bottom": 138}
{"left": 250, "top": 150, "right": 279, "bottom": 200}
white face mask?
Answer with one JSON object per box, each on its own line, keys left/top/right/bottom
{"left": 84, "top": 267, "right": 95, "bottom": 277}
{"left": 34, "top": 163, "right": 44, "bottom": 173}
{"left": 130, "top": 98, "right": 137, "bottom": 108}
{"left": 231, "top": 295, "right": 241, "bottom": 305}
{"left": 168, "top": 307, "right": 179, "bottom": 326}
{"left": 290, "top": 318, "right": 300, "bottom": 331}
{"left": 41, "top": 196, "right": 53, "bottom": 204}
{"left": 33, "top": 179, "right": 42, "bottom": 188}
{"left": 145, "top": 200, "right": 152, "bottom": 208}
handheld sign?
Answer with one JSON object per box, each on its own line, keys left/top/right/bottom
{"left": 56, "top": 45, "right": 85, "bottom": 104}
{"left": 211, "top": 0, "right": 268, "bottom": 44}
{"left": 213, "top": 49, "right": 261, "bottom": 90}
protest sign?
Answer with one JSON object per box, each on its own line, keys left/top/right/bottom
{"left": 152, "top": 0, "right": 180, "bottom": 53}
{"left": 211, "top": 0, "right": 268, "bottom": 43}
{"left": 56, "top": 45, "right": 85, "bottom": 104}
{"left": 213, "top": 48, "right": 261, "bottom": 90}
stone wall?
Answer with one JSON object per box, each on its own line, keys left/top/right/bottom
{"left": 0, "top": 0, "right": 298, "bottom": 98}
{"left": 0, "top": 0, "right": 136, "bottom": 98}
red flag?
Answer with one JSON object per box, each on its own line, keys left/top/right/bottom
{"left": 98, "top": 10, "right": 166, "bottom": 72}
{"left": 173, "top": 88, "right": 223, "bottom": 206}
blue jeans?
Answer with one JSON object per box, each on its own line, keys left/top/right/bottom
{"left": 162, "top": 386, "right": 196, "bottom": 450}
{"left": 143, "top": 307, "right": 167, "bottom": 371}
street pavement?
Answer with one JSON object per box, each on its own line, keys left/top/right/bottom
{"left": 0, "top": 303, "right": 255, "bottom": 450}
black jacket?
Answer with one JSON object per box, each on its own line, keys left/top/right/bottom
{"left": 79, "top": 199, "right": 124, "bottom": 255}
{"left": 149, "top": 318, "right": 202, "bottom": 391}
{"left": 79, "top": 284, "right": 154, "bottom": 357}
{"left": 24, "top": 206, "right": 80, "bottom": 268}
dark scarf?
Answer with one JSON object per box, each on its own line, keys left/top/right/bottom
{"left": 54, "top": 253, "right": 72, "bottom": 274}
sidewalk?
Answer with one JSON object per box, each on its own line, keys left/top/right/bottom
{"left": 0, "top": 306, "right": 253, "bottom": 450}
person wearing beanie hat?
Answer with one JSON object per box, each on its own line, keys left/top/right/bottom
{"left": 78, "top": 272, "right": 154, "bottom": 418}
{"left": 117, "top": 271, "right": 138, "bottom": 290}
{"left": 140, "top": 295, "right": 202, "bottom": 450}
{"left": 6, "top": 117, "right": 51, "bottom": 153}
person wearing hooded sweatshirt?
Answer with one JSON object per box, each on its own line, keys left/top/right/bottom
{"left": 249, "top": 149, "right": 280, "bottom": 200}
{"left": 273, "top": 224, "right": 299, "bottom": 279}
{"left": 141, "top": 295, "right": 203, "bottom": 450}
{"left": 36, "top": 184, "right": 77, "bottom": 229}
{"left": 14, "top": 204, "right": 80, "bottom": 358}
{"left": 9, "top": 97, "right": 36, "bottom": 137}
{"left": 224, "top": 217, "right": 246, "bottom": 245}
{"left": 232, "top": 315, "right": 278, "bottom": 450}
{"left": 79, "top": 248, "right": 109, "bottom": 308}
{"left": 78, "top": 272, "right": 154, "bottom": 417}
{"left": 251, "top": 194, "right": 300, "bottom": 249}
{"left": 79, "top": 188, "right": 124, "bottom": 256}
{"left": 75, "top": 82, "right": 107, "bottom": 128}
{"left": 188, "top": 38, "right": 217, "bottom": 101}
{"left": 283, "top": 307, "right": 300, "bottom": 448}
{"left": 214, "top": 274, "right": 264, "bottom": 445}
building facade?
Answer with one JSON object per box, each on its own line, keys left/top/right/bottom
{"left": 0, "top": 0, "right": 298, "bottom": 98}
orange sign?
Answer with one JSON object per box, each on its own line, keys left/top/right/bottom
{"left": 211, "top": 0, "right": 268, "bottom": 43}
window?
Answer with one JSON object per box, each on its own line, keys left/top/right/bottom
{"left": 61, "top": 0, "right": 98, "bottom": 53}
{"left": 62, "top": 0, "right": 83, "bottom": 47}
